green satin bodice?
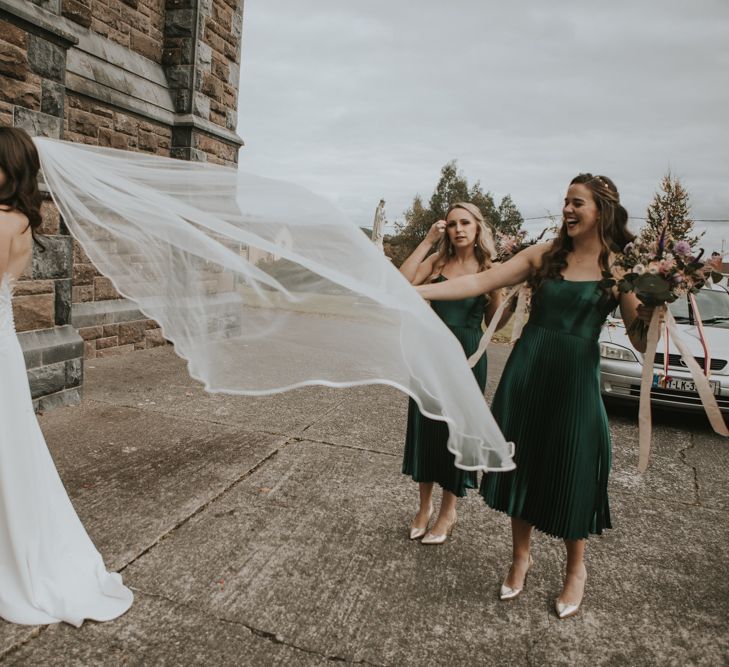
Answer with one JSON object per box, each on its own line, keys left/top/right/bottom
{"left": 527, "top": 278, "right": 615, "bottom": 341}
{"left": 430, "top": 275, "right": 486, "bottom": 329}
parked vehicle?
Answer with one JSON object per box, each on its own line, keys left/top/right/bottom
{"left": 599, "top": 282, "right": 729, "bottom": 412}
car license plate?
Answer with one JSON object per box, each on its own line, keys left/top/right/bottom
{"left": 656, "top": 377, "right": 721, "bottom": 395}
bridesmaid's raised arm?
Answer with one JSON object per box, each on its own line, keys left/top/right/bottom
{"left": 417, "top": 243, "right": 549, "bottom": 301}
{"left": 399, "top": 220, "right": 445, "bottom": 285}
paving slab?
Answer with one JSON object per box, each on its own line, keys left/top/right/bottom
{"left": 36, "top": 401, "right": 285, "bottom": 570}
{"left": 117, "top": 441, "right": 550, "bottom": 666}
{"left": 302, "top": 384, "right": 407, "bottom": 456}
{"left": 2, "top": 595, "right": 328, "bottom": 667}
{"left": 1, "top": 344, "right": 727, "bottom": 666}
{"left": 686, "top": 431, "right": 729, "bottom": 511}
{"left": 83, "top": 345, "right": 346, "bottom": 436}
{"left": 54, "top": 438, "right": 725, "bottom": 666}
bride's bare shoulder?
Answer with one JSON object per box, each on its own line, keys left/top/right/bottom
{"left": 0, "top": 208, "right": 29, "bottom": 237}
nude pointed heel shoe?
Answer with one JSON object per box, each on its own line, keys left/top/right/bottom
{"left": 555, "top": 599, "right": 582, "bottom": 619}
{"left": 499, "top": 555, "right": 533, "bottom": 601}
{"left": 555, "top": 565, "right": 587, "bottom": 619}
{"left": 420, "top": 516, "right": 457, "bottom": 545}
{"left": 409, "top": 506, "right": 433, "bottom": 540}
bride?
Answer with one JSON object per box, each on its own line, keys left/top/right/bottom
{"left": 0, "top": 127, "right": 133, "bottom": 626}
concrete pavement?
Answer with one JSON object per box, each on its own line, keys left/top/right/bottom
{"left": 0, "top": 345, "right": 727, "bottom": 666}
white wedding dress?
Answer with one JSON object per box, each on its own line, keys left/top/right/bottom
{"left": 0, "top": 274, "right": 133, "bottom": 626}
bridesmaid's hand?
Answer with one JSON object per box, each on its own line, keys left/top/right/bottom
{"left": 636, "top": 304, "right": 659, "bottom": 324}
{"left": 424, "top": 220, "right": 446, "bottom": 245}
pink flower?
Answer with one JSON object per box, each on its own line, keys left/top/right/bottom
{"left": 674, "top": 240, "right": 691, "bottom": 256}
{"left": 660, "top": 258, "right": 676, "bottom": 273}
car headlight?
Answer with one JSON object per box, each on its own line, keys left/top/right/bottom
{"left": 600, "top": 342, "right": 638, "bottom": 362}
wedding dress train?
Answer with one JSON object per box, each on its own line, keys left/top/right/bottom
{"left": 0, "top": 275, "right": 133, "bottom": 626}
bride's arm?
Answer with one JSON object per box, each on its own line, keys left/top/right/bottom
{"left": 417, "top": 243, "right": 549, "bottom": 300}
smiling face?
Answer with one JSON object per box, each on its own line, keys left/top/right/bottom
{"left": 563, "top": 183, "right": 601, "bottom": 240}
{"left": 445, "top": 206, "right": 479, "bottom": 249}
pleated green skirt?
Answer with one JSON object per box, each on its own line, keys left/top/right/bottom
{"left": 480, "top": 323, "right": 611, "bottom": 539}
{"left": 402, "top": 325, "right": 487, "bottom": 497}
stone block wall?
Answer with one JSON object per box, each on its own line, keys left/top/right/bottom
{"left": 64, "top": 92, "right": 172, "bottom": 153}
{"left": 62, "top": 0, "right": 166, "bottom": 64}
{"left": 1, "top": 0, "right": 245, "bottom": 410}
{"left": 165, "top": 0, "right": 243, "bottom": 163}
{"left": 0, "top": 15, "right": 67, "bottom": 137}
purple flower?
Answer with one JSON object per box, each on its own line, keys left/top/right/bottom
{"left": 674, "top": 240, "right": 691, "bottom": 256}
{"left": 674, "top": 274, "right": 685, "bottom": 284}
{"left": 623, "top": 242, "right": 634, "bottom": 254}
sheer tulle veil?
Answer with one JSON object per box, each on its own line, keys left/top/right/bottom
{"left": 34, "top": 137, "right": 514, "bottom": 472}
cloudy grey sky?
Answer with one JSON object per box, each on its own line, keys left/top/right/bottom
{"left": 237, "top": 1, "right": 729, "bottom": 251}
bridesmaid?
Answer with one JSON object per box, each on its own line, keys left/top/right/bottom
{"left": 399, "top": 202, "right": 506, "bottom": 544}
{"left": 417, "top": 175, "right": 653, "bottom": 615}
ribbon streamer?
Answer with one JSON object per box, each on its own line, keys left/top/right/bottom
{"left": 510, "top": 285, "right": 531, "bottom": 344}
{"left": 467, "top": 283, "right": 523, "bottom": 368}
{"left": 689, "top": 292, "right": 711, "bottom": 376}
{"left": 638, "top": 307, "right": 664, "bottom": 472}
{"left": 665, "top": 308, "right": 728, "bottom": 438}
{"left": 638, "top": 306, "right": 728, "bottom": 472}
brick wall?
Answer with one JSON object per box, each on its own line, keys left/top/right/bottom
{"left": 62, "top": 0, "right": 166, "bottom": 64}
{"left": 64, "top": 92, "right": 172, "bottom": 153}
{"left": 202, "top": 0, "right": 240, "bottom": 131}
{"left": 0, "top": 17, "right": 65, "bottom": 135}
{"left": 61, "top": 92, "right": 171, "bottom": 358}
{"left": 1, "top": 0, "right": 245, "bottom": 407}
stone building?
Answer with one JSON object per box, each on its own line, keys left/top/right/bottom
{"left": 0, "top": 0, "right": 244, "bottom": 410}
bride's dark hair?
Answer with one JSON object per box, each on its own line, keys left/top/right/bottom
{"left": 0, "top": 127, "right": 44, "bottom": 245}
{"left": 530, "top": 173, "right": 634, "bottom": 290}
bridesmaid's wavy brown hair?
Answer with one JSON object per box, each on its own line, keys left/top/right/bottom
{"left": 0, "top": 127, "right": 43, "bottom": 246}
{"left": 530, "top": 173, "right": 634, "bottom": 290}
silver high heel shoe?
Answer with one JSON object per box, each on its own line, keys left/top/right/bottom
{"left": 554, "top": 599, "right": 582, "bottom": 619}
{"left": 420, "top": 516, "right": 457, "bottom": 545}
{"left": 409, "top": 506, "right": 433, "bottom": 540}
{"left": 554, "top": 565, "right": 587, "bottom": 619}
{"left": 499, "top": 555, "right": 533, "bottom": 601}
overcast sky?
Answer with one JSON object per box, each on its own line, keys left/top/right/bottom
{"left": 237, "top": 1, "right": 729, "bottom": 252}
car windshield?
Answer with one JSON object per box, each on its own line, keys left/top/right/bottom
{"left": 670, "top": 288, "right": 729, "bottom": 328}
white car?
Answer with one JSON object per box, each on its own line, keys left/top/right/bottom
{"left": 599, "top": 282, "right": 729, "bottom": 413}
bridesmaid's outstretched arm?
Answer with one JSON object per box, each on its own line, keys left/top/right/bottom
{"left": 417, "top": 243, "right": 549, "bottom": 301}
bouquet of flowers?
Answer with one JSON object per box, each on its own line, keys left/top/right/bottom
{"left": 609, "top": 224, "right": 728, "bottom": 472}
{"left": 609, "top": 226, "right": 718, "bottom": 337}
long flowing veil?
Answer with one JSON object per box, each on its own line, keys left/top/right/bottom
{"left": 34, "top": 138, "right": 514, "bottom": 472}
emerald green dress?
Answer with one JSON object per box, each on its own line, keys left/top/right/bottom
{"left": 402, "top": 276, "right": 488, "bottom": 497}
{"left": 480, "top": 278, "right": 615, "bottom": 539}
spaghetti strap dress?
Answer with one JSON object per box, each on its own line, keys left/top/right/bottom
{"left": 480, "top": 278, "right": 615, "bottom": 539}
{"left": 402, "top": 276, "right": 487, "bottom": 497}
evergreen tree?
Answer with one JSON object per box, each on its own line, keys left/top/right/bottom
{"left": 428, "top": 160, "right": 470, "bottom": 219}
{"left": 396, "top": 194, "right": 435, "bottom": 248}
{"left": 496, "top": 194, "right": 524, "bottom": 235}
{"left": 642, "top": 172, "right": 700, "bottom": 247}
{"left": 469, "top": 182, "right": 499, "bottom": 229}
{"left": 388, "top": 160, "right": 524, "bottom": 266}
